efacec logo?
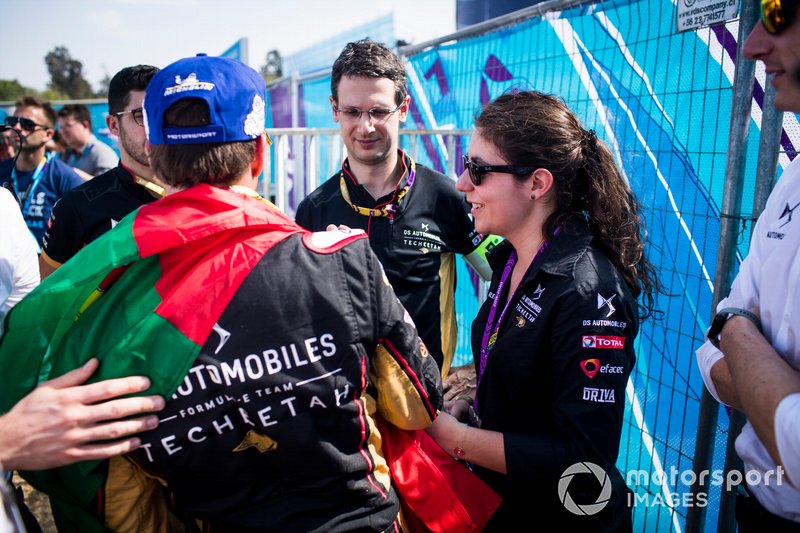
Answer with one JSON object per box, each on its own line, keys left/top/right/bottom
{"left": 580, "top": 358, "right": 624, "bottom": 379}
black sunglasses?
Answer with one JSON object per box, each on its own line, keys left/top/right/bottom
{"left": 761, "top": 0, "right": 799, "bottom": 34}
{"left": 5, "top": 116, "right": 49, "bottom": 133}
{"left": 462, "top": 154, "right": 537, "bottom": 186}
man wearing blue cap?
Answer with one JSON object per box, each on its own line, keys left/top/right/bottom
{"left": 0, "top": 53, "right": 442, "bottom": 532}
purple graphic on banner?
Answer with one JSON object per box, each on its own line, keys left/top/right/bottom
{"left": 425, "top": 58, "right": 450, "bottom": 96}
{"left": 711, "top": 23, "right": 797, "bottom": 158}
{"left": 408, "top": 100, "right": 446, "bottom": 173}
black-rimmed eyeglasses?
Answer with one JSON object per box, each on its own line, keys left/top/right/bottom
{"left": 333, "top": 104, "right": 402, "bottom": 122}
{"left": 462, "top": 154, "right": 537, "bottom": 186}
{"left": 4, "top": 116, "right": 48, "bottom": 133}
{"left": 114, "top": 107, "right": 145, "bottom": 126}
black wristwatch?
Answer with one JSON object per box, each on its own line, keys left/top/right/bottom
{"left": 707, "top": 307, "right": 762, "bottom": 349}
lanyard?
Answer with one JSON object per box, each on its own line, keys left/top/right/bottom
{"left": 119, "top": 163, "right": 166, "bottom": 198}
{"left": 67, "top": 143, "right": 93, "bottom": 168}
{"left": 474, "top": 240, "right": 548, "bottom": 414}
{"left": 230, "top": 184, "right": 281, "bottom": 210}
{"left": 11, "top": 153, "right": 51, "bottom": 212}
{"left": 339, "top": 152, "right": 416, "bottom": 219}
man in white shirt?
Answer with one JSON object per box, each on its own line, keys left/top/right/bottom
{"left": 0, "top": 187, "right": 38, "bottom": 329}
{"left": 696, "top": 0, "right": 800, "bottom": 528}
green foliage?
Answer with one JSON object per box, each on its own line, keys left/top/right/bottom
{"left": 0, "top": 79, "right": 32, "bottom": 101}
{"left": 95, "top": 72, "right": 112, "bottom": 99}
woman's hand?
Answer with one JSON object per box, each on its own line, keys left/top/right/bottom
{"left": 427, "top": 410, "right": 464, "bottom": 452}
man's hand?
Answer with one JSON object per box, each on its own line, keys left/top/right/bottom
{"left": 325, "top": 224, "right": 352, "bottom": 232}
{"left": 0, "top": 358, "right": 165, "bottom": 472}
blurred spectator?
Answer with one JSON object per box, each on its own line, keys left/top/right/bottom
{"left": 0, "top": 96, "right": 84, "bottom": 248}
{"left": 40, "top": 65, "right": 161, "bottom": 279}
{"left": 0, "top": 129, "right": 17, "bottom": 163}
{"left": 56, "top": 104, "right": 118, "bottom": 177}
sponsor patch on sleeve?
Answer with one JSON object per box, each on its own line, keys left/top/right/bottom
{"left": 582, "top": 335, "right": 625, "bottom": 349}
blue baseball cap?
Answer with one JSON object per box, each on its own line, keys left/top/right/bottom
{"left": 143, "top": 53, "right": 266, "bottom": 145}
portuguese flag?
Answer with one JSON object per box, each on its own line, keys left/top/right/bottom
{"left": 0, "top": 183, "right": 303, "bottom": 530}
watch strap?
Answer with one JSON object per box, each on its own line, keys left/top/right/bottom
{"left": 709, "top": 307, "right": 762, "bottom": 348}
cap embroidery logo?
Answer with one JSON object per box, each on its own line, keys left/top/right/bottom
{"left": 244, "top": 94, "right": 266, "bottom": 137}
{"left": 164, "top": 72, "right": 215, "bottom": 96}
{"left": 580, "top": 358, "right": 600, "bottom": 378}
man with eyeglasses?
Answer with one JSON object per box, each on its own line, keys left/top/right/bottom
{"left": 296, "top": 38, "right": 481, "bottom": 379}
{"left": 696, "top": 0, "right": 800, "bottom": 528}
{"left": 56, "top": 103, "right": 119, "bottom": 178}
{"left": 0, "top": 96, "right": 83, "bottom": 248}
{"left": 40, "top": 65, "right": 161, "bottom": 280}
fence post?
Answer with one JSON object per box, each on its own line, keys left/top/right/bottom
{"left": 716, "top": 71, "right": 784, "bottom": 533}
{"left": 686, "top": 1, "right": 759, "bottom": 531}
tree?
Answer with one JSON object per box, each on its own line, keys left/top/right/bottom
{"left": 45, "top": 46, "right": 94, "bottom": 99}
{"left": 95, "top": 71, "right": 112, "bottom": 99}
{"left": 260, "top": 49, "right": 283, "bottom": 83}
{"left": 0, "top": 79, "right": 34, "bottom": 101}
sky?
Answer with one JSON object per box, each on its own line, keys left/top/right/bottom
{"left": 1, "top": 0, "right": 456, "bottom": 93}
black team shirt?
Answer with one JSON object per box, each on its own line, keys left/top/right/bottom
{"left": 296, "top": 150, "right": 480, "bottom": 376}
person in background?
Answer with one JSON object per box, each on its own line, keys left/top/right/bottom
{"left": 0, "top": 96, "right": 84, "bottom": 247}
{"left": 40, "top": 65, "right": 161, "bottom": 280}
{"left": 0, "top": 187, "right": 38, "bottom": 331}
{"left": 0, "top": 54, "right": 441, "bottom": 531}
{"left": 295, "top": 38, "right": 481, "bottom": 379}
{"left": 0, "top": 128, "right": 17, "bottom": 163}
{"left": 45, "top": 130, "right": 69, "bottom": 157}
{"left": 427, "top": 90, "right": 660, "bottom": 531}
{"left": 696, "top": 0, "right": 800, "bottom": 528}
{"left": 56, "top": 104, "right": 118, "bottom": 177}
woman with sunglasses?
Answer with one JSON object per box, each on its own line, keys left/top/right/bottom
{"left": 427, "top": 90, "right": 659, "bottom": 531}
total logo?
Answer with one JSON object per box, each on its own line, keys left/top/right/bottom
{"left": 580, "top": 358, "right": 624, "bottom": 378}
{"left": 582, "top": 335, "right": 625, "bottom": 349}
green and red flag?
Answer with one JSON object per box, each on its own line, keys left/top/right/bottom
{"left": 0, "top": 184, "right": 302, "bottom": 530}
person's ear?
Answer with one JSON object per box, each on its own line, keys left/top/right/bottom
{"left": 397, "top": 94, "right": 411, "bottom": 123}
{"left": 251, "top": 133, "right": 267, "bottom": 177}
{"left": 330, "top": 96, "right": 340, "bottom": 124}
{"left": 530, "top": 168, "right": 555, "bottom": 200}
{"left": 107, "top": 114, "right": 120, "bottom": 137}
